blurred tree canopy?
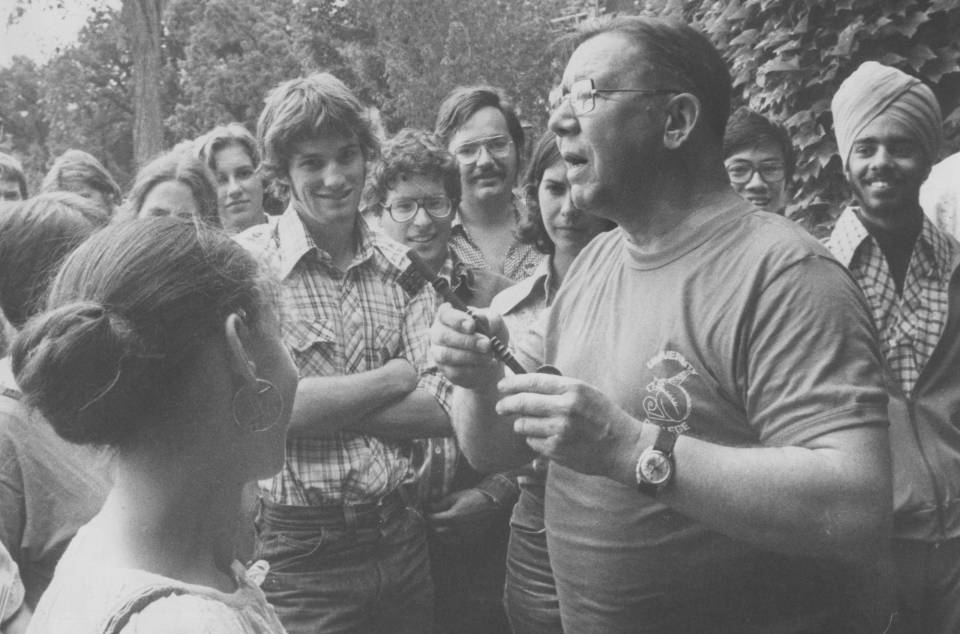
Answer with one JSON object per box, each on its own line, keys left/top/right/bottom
{"left": 2, "top": 0, "right": 959, "bottom": 214}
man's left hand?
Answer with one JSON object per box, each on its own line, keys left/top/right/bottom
{"left": 496, "top": 373, "right": 643, "bottom": 481}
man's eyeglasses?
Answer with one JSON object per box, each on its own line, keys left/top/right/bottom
{"left": 725, "top": 161, "right": 786, "bottom": 184}
{"left": 382, "top": 196, "right": 453, "bottom": 223}
{"left": 549, "top": 78, "right": 679, "bottom": 116}
{"left": 450, "top": 135, "right": 514, "bottom": 165}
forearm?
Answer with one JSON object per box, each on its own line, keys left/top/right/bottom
{"left": 347, "top": 388, "right": 452, "bottom": 439}
{"left": 287, "top": 368, "right": 411, "bottom": 437}
{"left": 611, "top": 424, "right": 891, "bottom": 562}
{"left": 453, "top": 379, "right": 535, "bottom": 473}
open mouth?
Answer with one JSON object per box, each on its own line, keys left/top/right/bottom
{"left": 562, "top": 151, "right": 588, "bottom": 168}
{"left": 746, "top": 196, "right": 771, "bottom": 207}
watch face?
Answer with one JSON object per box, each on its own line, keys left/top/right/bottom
{"left": 640, "top": 451, "right": 672, "bottom": 485}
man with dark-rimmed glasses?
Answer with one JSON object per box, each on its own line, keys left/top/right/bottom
{"left": 431, "top": 15, "right": 893, "bottom": 632}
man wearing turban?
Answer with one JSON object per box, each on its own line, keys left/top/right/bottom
{"left": 828, "top": 61, "right": 960, "bottom": 634}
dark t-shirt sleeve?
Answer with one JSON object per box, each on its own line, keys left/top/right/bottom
{"left": 743, "top": 253, "right": 889, "bottom": 446}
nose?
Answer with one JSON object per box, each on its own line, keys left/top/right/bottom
{"left": 475, "top": 144, "right": 496, "bottom": 168}
{"left": 744, "top": 169, "right": 768, "bottom": 192}
{"left": 869, "top": 145, "right": 895, "bottom": 170}
{"left": 227, "top": 176, "right": 243, "bottom": 197}
{"left": 559, "top": 192, "right": 580, "bottom": 218}
{"left": 549, "top": 101, "right": 579, "bottom": 138}
{"left": 321, "top": 163, "right": 347, "bottom": 190}
{"left": 412, "top": 204, "right": 434, "bottom": 227}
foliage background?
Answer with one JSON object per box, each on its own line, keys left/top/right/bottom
{"left": 2, "top": 0, "right": 959, "bottom": 215}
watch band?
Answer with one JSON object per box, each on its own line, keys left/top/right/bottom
{"left": 653, "top": 426, "right": 679, "bottom": 455}
{"left": 636, "top": 426, "right": 679, "bottom": 497}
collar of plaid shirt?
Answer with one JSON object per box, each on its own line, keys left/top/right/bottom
{"left": 274, "top": 206, "right": 377, "bottom": 280}
{"left": 829, "top": 207, "right": 959, "bottom": 397}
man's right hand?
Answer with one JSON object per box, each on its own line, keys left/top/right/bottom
{"left": 430, "top": 303, "right": 507, "bottom": 389}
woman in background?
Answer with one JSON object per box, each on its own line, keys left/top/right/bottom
{"left": 197, "top": 124, "right": 269, "bottom": 234}
{"left": 40, "top": 149, "right": 122, "bottom": 217}
{"left": 0, "top": 193, "right": 113, "bottom": 626}
{"left": 491, "top": 131, "right": 614, "bottom": 634}
{"left": 125, "top": 147, "right": 220, "bottom": 226}
{"left": 15, "top": 217, "right": 296, "bottom": 632}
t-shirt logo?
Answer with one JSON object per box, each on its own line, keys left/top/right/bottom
{"left": 642, "top": 350, "right": 695, "bottom": 434}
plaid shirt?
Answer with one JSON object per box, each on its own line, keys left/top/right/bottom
{"left": 237, "top": 207, "right": 450, "bottom": 507}
{"left": 450, "top": 214, "right": 544, "bottom": 282}
{"left": 828, "top": 208, "right": 955, "bottom": 398}
{"left": 411, "top": 252, "right": 517, "bottom": 507}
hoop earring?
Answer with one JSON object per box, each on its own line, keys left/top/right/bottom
{"left": 232, "top": 379, "right": 284, "bottom": 433}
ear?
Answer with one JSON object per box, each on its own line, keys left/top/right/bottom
{"left": 224, "top": 311, "right": 257, "bottom": 386}
{"left": 662, "top": 93, "right": 701, "bottom": 150}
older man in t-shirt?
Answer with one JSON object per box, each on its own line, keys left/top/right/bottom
{"left": 431, "top": 16, "right": 893, "bottom": 632}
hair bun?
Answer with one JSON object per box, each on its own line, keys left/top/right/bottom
{"left": 11, "top": 301, "right": 160, "bottom": 445}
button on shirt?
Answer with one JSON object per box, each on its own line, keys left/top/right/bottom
{"left": 236, "top": 207, "right": 450, "bottom": 507}
{"left": 450, "top": 214, "right": 544, "bottom": 282}
{"left": 828, "top": 208, "right": 955, "bottom": 398}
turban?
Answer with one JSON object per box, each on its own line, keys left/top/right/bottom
{"left": 832, "top": 61, "right": 942, "bottom": 168}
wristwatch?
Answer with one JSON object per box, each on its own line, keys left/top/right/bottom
{"left": 636, "top": 426, "right": 678, "bottom": 497}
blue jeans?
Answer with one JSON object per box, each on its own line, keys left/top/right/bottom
{"left": 503, "top": 483, "right": 562, "bottom": 634}
{"left": 254, "top": 492, "right": 434, "bottom": 634}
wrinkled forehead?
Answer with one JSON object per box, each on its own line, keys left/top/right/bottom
{"left": 563, "top": 32, "right": 650, "bottom": 88}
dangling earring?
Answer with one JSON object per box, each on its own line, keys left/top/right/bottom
{"left": 232, "top": 379, "right": 284, "bottom": 433}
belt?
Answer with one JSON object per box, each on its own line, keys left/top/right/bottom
{"left": 259, "top": 488, "right": 408, "bottom": 529}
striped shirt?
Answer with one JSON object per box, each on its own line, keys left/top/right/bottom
{"left": 236, "top": 207, "right": 449, "bottom": 507}
{"left": 828, "top": 208, "right": 955, "bottom": 398}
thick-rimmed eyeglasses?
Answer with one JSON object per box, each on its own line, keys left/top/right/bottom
{"left": 549, "top": 78, "right": 679, "bottom": 116}
{"left": 450, "top": 135, "right": 514, "bottom": 165}
{"left": 725, "top": 161, "right": 786, "bottom": 184}
{"left": 382, "top": 196, "right": 453, "bottom": 223}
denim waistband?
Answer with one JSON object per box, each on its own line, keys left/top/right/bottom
{"left": 259, "top": 488, "right": 408, "bottom": 529}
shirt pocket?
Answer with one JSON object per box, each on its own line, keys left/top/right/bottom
{"left": 372, "top": 324, "right": 403, "bottom": 367}
{"left": 285, "top": 318, "right": 338, "bottom": 371}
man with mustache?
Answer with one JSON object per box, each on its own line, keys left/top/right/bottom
{"left": 435, "top": 86, "right": 544, "bottom": 282}
{"left": 431, "top": 16, "right": 893, "bottom": 632}
{"left": 828, "top": 61, "right": 960, "bottom": 634}
{"left": 237, "top": 73, "right": 451, "bottom": 633}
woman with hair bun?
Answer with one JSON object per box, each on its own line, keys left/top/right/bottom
{"left": 15, "top": 217, "right": 297, "bottom": 632}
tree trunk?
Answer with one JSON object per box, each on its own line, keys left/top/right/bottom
{"left": 123, "top": 0, "right": 165, "bottom": 169}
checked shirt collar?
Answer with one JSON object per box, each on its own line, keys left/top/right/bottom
{"left": 829, "top": 207, "right": 956, "bottom": 397}
{"left": 275, "top": 204, "right": 375, "bottom": 281}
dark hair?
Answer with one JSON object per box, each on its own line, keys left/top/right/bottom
{"left": 434, "top": 85, "right": 525, "bottom": 156}
{"left": 258, "top": 72, "right": 379, "bottom": 187}
{"left": 516, "top": 131, "right": 563, "bottom": 254}
{"left": 561, "top": 16, "right": 731, "bottom": 142}
{"left": 724, "top": 107, "right": 795, "bottom": 181}
{"left": 125, "top": 149, "right": 220, "bottom": 226}
{"left": 0, "top": 192, "right": 110, "bottom": 329}
{"left": 363, "top": 128, "right": 460, "bottom": 216}
{"left": 196, "top": 123, "right": 261, "bottom": 173}
{"left": 515, "top": 131, "right": 616, "bottom": 255}
{"left": 40, "top": 149, "right": 122, "bottom": 211}
{"left": 0, "top": 152, "right": 28, "bottom": 198}
{"left": 11, "top": 217, "right": 274, "bottom": 447}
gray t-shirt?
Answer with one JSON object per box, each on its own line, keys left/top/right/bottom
{"left": 519, "top": 205, "right": 889, "bottom": 632}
